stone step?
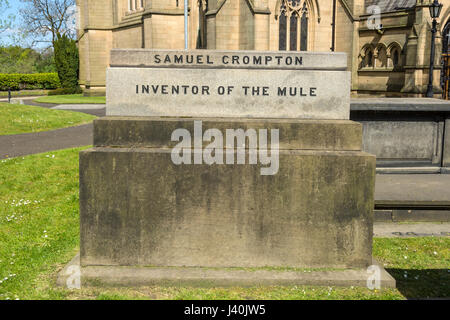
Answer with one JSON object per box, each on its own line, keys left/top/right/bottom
{"left": 374, "top": 209, "right": 450, "bottom": 222}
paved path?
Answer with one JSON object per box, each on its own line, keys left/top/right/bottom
{"left": 0, "top": 99, "right": 105, "bottom": 159}
{"left": 0, "top": 96, "right": 43, "bottom": 103}
{"left": 0, "top": 123, "right": 93, "bottom": 159}
{"left": 23, "top": 99, "right": 106, "bottom": 117}
{"left": 374, "top": 222, "right": 450, "bottom": 238}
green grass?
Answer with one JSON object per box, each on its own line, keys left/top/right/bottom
{"left": 0, "top": 147, "right": 448, "bottom": 300}
{"left": 34, "top": 94, "right": 105, "bottom": 105}
{"left": 0, "top": 90, "right": 49, "bottom": 98}
{"left": 0, "top": 148, "right": 85, "bottom": 300}
{"left": 0, "top": 103, "right": 96, "bottom": 136}
{"left": 373, "top": 237, "right": 450, "bottom": 299}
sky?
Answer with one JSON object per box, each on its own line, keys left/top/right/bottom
{"left": 0, "top": 1, "right": 52, "bottom": 49}
{"left": 1, "top": 1, "right": 24, "bottom": 27}
{"left": 0, "top": 1, "right": 26, "bottom": 46}
{"left": 2, "top": 0, "right": 22, "bottom": 15}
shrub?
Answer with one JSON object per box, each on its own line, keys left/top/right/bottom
{"left": 0, "top": 73, "right": 60, "bottom": 91}
{"left": 47, "top": 87, "right": 83, "bottom": 95}
{"left": 53, "top": 34, "right": 79, "bottom": 90}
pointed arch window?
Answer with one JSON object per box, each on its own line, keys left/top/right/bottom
{"left": 279, "top": 5, "right": 287, "bottom": 50}
{"left": 300, "top": 3, "right": 308, "bottom": 51}
{"left": 279, "top": 0, "right": 309, "bottom": 51}
{"left": 388, "top": 44, "right": 403, "bottom": 69}
{"left": 196, "top": 0, "right": 208, "bottom": 49}
{"left": 375, "top": 46, "right": 387, "bottom": 68}
{"left": 290, "top": 13, "right": 298, "bottom": 50}
{"left": 367, "top": 50, "right": 373, "bottom": 67}
{"left": 393, "top": 50, "right": 399, "bottom": 67}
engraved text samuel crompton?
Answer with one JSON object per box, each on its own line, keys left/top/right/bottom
{"left": 153, "top": 54, "right": 303, "bottom": 66}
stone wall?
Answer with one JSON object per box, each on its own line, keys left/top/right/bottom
{"left": 350, "top": 98, "right": 450, "bottom": 172}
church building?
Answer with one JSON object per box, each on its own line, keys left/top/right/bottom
{"left": 76, "top": 0, "right": 450, "bottom": 97}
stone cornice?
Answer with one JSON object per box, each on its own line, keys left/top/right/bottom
{"left": 112, "top": 7, "right": 189, "bottom": 30}
{"left": 359, "top": 24, "right": 411, "bottom": 31}
{"left": 359, "top": 11, "right": 412, "bottom": 20}
{"left": 245, "top": 0, "right": 271, "bottom": 15}
{"left": 339, "top": 0, "right": 358, "bottom": 22}
{"left": 205, "top": 0, "right": 227, "bottom": 16}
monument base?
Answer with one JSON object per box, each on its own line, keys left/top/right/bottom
{"left": 80, "top": 117, "right": 375, "bottom": 269}
{"left": 57, "top": 254, "right": 396, "bottom": 288}
{"left": 78, "top": 117, "right": 384, "bottom": 286}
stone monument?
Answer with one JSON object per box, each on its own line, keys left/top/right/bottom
{"left": 63, "top": 49, "right": 395, "bottom": 288}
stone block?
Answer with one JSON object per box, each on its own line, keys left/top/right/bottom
{"left": 444, "top": 119, "right": 450, "bottom": 168}
{"left": 106, "top": 50, "right": 350, "bottom": 120}
{"left": 392, "top": 210, "right": 450, "bottom": 222}
{"left": 93, "top": 117, "right": 363, "bottom": 151}
{"left": 109, "top": 49, "right": 348, "bottom": 70}
{"left": 80, "top": 117, "right": 375, "bottom": 270}
{"left": 107, "top": 68, "right": 350, "bottom": 119}
{"left": 374, "top": 210, "right": 393, "bottom": 222}
{"left": 57, "top": 254, "right": 396, "bottom": 288}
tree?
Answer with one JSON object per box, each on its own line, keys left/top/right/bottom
{"left": 0, "top": 0, "right": 16, "bottom": 44}
{"left": 20, "top": 0, "right": 77, "bottom": 46}
{"left": 0, "top": 0, "right": 9, "bottom": 30}
{"left": 20, "top": 0, "right": 79, "bottom": 91}
{"left": 53, "top": 34, "right": 78, "bottom": 90}
{"left": 34, "top": 48, "right": 57, "bottom": 73}
{"left": 0, "top": 46, "right": 56, "bottom": 73}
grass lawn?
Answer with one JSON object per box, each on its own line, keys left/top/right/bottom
{"left": 0, "top": 147, "right": 448, "bottom": 300}
{"left": 0, "top": 103, "right": 96, "bottom": 136}
{"left": 34, "top": 94, "right": 106, "bottom": 105}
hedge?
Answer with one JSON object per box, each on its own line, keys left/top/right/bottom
{"left": 48, "top": 87, "right": 82, "bottom": 95}
{"left": 0, "top": 73, "right": 60, "bottom": 91}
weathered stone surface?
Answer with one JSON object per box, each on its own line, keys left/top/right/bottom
{"left": 93, "top": 117, "right": 362, "bottom": 151}
{"left": 106, "top": 67, "right": 351, "bottom": 119}
{"left": 373, "top": 222, "right": 450, "bottom": 238}
{"left": 359, "top": 120, "right": 443, "bottom": 166}
{"left": 442, "top": 168, "right": 450, "bottom": 174}
{"left": 351, "top": 98, "right": 450, "bottom": 171}
{"left": 351, "top": 98, "right": 450, "bottom": 112}
{"left": 444, "top": 119, "right": 450, "bottom": 168}
{"left": 374, "top": 210, "right": 393, "bottom": 222}
{"left": 375, "top": 174, "right": 450, "bottom": 208}
{"left": 376, "top": 167, "right": 441, "bottom": 174}
{"left": 110, "top": 49, "right": 348, "bottom": 70}
{"left": 57, "top": 254, "right": 396, "bottom": 288}
{"left": 80, "top": 134, "right": 375, "bottom": 269}
{"left": 392, "top": 210, "right": 450, "bottom": 223}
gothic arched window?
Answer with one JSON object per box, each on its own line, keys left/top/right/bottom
{"left": 367, "top": 50, "right": 373, "bottom": 67}
{"left": 393, "top": 49, "right": 399, "bottom": 67}
{"left": 196, "top": 0, "right": 207, "bottom": 49}
{"left": 290, "top": 13, "right": 298, "bottom": 50}
{"left": 300, "top": 3, "right": 308, "bottom": 51}
{"left": 376, "top": 45, "right": 387, "bottom": 68}
{"left": 386, "top": 43, "right": 403, "bottom": 69}
{"left": 279, "top": 5, "right": 287, "bottom": 50}
{"left": 278, "top": 0, "right": 309, "bottom": 51}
